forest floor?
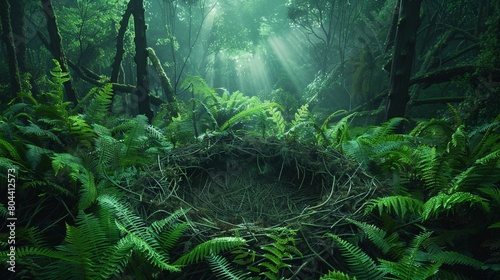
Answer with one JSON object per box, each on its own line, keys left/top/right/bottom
{"left": 134, "top": 135, "right": 383, "bottom": 275}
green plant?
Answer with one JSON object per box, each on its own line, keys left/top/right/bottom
{"left": 255, "top": 228, "right": 303, "bottom": 280}
{"left": 326, "top": 219, "right": 484, "bottom": 280}
{"left": 1, "top": 195, "right": 247, "bottom": 279}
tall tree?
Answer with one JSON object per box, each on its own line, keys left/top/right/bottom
{"left": 10, "top": 0, "right": 27, "bottom": 73}
{"left": 40, "top": 0, "right": 78, "bottom": 105}
{"left": 385, "top": 0, "right": 422, "bottom": 122}
{"left": 131, "top": 0, "right": 152, "bottom": 120}
{"left": 0, "top": 0, "right": 22, "bottom": 101}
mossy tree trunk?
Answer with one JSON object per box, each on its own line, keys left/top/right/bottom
{"left": 0, "top": 0, "right": 22, "bottom": 101}
{"left": 131, "top": 0, "right": 153, "bottom": 121}
{"left": 10, "top": 0, "right": 26, "bottom": 73}
{"left": 147, "top": 47, "right": 178, "bottom": 117}
{"left": 41, "top": 0, "right": 78, "bottom": 105}
{"left": 110, "top": 1, "right": 133, "bottom": 84}
{"left": 385, "top": 0, "right": 422, "bottom": 123}
{"left": 111, "top": 0, "right": 153, "bottom": 120}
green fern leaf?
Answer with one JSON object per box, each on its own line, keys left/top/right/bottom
{"left": 20, "top": 122, "right": 63, "bottom": 145}
{"left": 364, "top": 196, "right": 423, "bottom": 219}
{"left": 76, "top": 169, "right": 97, "bottom": 211}
{"left": 347, "top": 218, "right": 402, "bottom": 255}
{"left": 378, "top": 258, "right": 440, "bottom": 280}
{"left": 320, "top": 270, "right": 358, "bottom": 280}
{"left": 370, "top": 117, "right": 406, "bottom": 142}
{"left": 268, "top": 107, "right": 286, "bottom": 137}
{"left": 219, "top": 102, "right": 277, "bottom": 131}
{"left": 378, "top": 231, "right": 439, "bottom": 280}
{"left": 207, "top": 254, "right": 251, "bottom": 280}
{"left": 26, "top": 144, "right": 52, "bottom": 169}
{"left": 430, "top": 251, "right": 483, "bottom": 269}
{"left": 117, "top": 224, "right": 180, "bottom": 272}
{"left": 173, "top": 237, "right": 247, "bottom": 266}
{"left": 327, "top": 234, "right": 384, "bottom": 280}
{"left": 422, "top": 192, "right": 490, "bottom": 221}
{"left": 0, "top": 138, "right": 23, "bottom": 162}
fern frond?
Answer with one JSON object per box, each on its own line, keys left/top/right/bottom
{"left": 415, "top": 146, "right": 450, "bottom": 190}
{"left": 117, "top": 224, "right": 180, "bottom": 272}
{"left": 26, "top": 144, "right": 52, "bottom": 169}
{"left": 322, "top": 112, "right": 356, "bottom": 147}
{"left": 320, "top": 270, "right": 358, "bottom": 280}
{"left": 421, "top": 192, "right": 490, "bottom": 221}
{"left": 149, "top": 208, "right": 190, "bottom": 252}
{"left": 446, "top": 125, "right": 467, "bottom": 154}
{"left": 77, "top": 84, "right": 114, "bottom": 123}
{"left": 68, "top": 115, "right": 95, "bottom": 145}
{"left": 98, "top": 195, "right": 180, "bottom": 272}
{"left": 291, "top": 104, "right": 311, "bottom": 126}
{"left": 364, "top": 196, "right": 423, "bottom": 219}
{"left": 20, "top": 122, "right": 62, "bottom": 145}
{"left": 347, "top": 218, "right": 402, "bottom": 255}
{"left": 370, "top": 117, "right": 405, "bottom": 142}
{"left": 379, "top": 231, "right": 439, "bottom": 280}
{"left": 76, "top": 168, "right": 97, "bottom": 211}
{"left": 0, "top": 138, "right": 23, "bottom": 162}
{"left": 207, "top": 254, "right": 251, "bottom": 280}
{"left": 93, "top": 238, "right": 134, "bottom": 279}
{"left": 378, "top": 258, "right": 440, "bottom": 280}
{"left": 326, "top": 234, "right": 384, "bottom": 280}
{"left": 430, "top": 251, "right": 483, "bottom": 269}
{"left": 219, "top": 102, "right": 277, "bottom": 131}
{"left": 173, "top": 237, "right": 247, "bottom": 266}
{"left": 268, "top": 107, "right": 286, "bottom": 137}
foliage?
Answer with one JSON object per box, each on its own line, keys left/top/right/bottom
{"left": 0, "top": 195, "right": 247, "bottom": 279}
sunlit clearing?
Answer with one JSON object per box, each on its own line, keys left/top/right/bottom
{"left": 267, "top": 30, "right": 309, "bottom": 91}
{"left": 234, "top": 52, "right": 272, "bottom": 95}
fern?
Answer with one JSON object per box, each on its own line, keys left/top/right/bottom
{"left": 291, "top": 103, "right": 311, "bottom": 127}
{"left": 421, "top": 191, "right": 490, "bottom": 221}
{"left": 347, "top": 218, "right": 403, "bottom": 256}
{"left": 369, "top": 117, "right": 406, "bottom": 143}
{"left": 415, "top": 145, "right": 451, "bottom": 191}
{"left": 253, "top": 228, "right": 303, "bottom": 280}
{"left": 0, "top": 138, "right": 23, "bottom": 163}
{"left": 364, "top": 196, "right": 423, "bottom": 219}
{"left": 219, "top": 102, "right": 278, "bottom": 131}
{"left": 77, "top": 84, "right": 114, "bottom": 123}
{"left": 76, "top": 168, "right": 98, "bottom": 211}
{"left": 430, "top": 251, "right": 484, "bottom": 269}
{"left": 268, "top": 106, "right": 286, "bottom": 137}
{"left": 320, "top": 270, "right": 358, "bottom": 280}
{"left": 173, "top": 237, "right": 247, "bottom": 266}
{"left": 321, "top": 112, "right": 355, "bottom": 147}
{"left": 326, "top": 234, "right": 384, "bottom": 280}
{"left": 19, "top": 122, "right": 63, "bottom": 145}
{"left": 207, "top": 254, "right": 251, "bottom": 280}
{"left": 378, "top": 231, "right": 439, "bottom": 280}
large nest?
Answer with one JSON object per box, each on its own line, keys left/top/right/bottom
{"left": 139, "top": 135, "right": 380, "bottom": 230}
{"left": 132, "top": 135, "right": 382, "bottom": 277}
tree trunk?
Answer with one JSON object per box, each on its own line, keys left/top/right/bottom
{"left": 41, "top": 0, "right": 78, "bottom": 105}
{"left": 10, "top": 0, "right": 26, "bottom": 73}
{"left": 0, "top": 0, "right": 22, "bottom": 101}
{"left": 131, "top": 0, "right": 153, "bottom": 121}
{"left": 385, "top": 0, "right": 422, "bottom": 122}
{"left": 111, "top": 1, "right": 133, "bottom": 83}
{"left": 147, "top": 47, "right": 178, "bottom": 116}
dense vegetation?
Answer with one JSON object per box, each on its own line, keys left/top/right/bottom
{"left": 1, "top": 0, "right": 499, "bottom": 279}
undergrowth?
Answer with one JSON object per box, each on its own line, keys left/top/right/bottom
{"left": 0, "top": 68, "right": 499, "bottom": 279}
